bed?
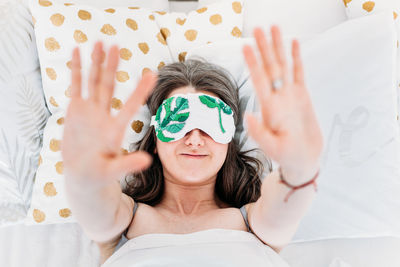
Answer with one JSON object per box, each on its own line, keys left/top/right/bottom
{"left": 1, "top": 0, "right": 400, "bottom": 266}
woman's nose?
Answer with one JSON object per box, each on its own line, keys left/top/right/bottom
{"left": 184, "top": 129, "right": 205, "bottom": 146}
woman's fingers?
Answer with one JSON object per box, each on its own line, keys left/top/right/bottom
{"left": 243, "top": 44, "right": 271, "bottom": 102}
{"left": 88, "top": 41, "right": 103, "bottom": 103}
{"left": 270, "top": 25, "right": 289, "bottom": 84}
{"left": 243, "top": 44, "right": 278, "bottom": 128}
{"left": 253, "top": 27, "right": 274, "bottom": 78}
{"left": 116, "top": 71, "right": 158, "bottom": 130}
{"left": 253, "top": 27, "right": 288, "bottom": 87}
{"left": 97, "top": 45, "right": 120, "bottom": 111}
{"left": 70, "top": 47, "right": 82, "bottom": 99}
{"left": 292, "top": 39, "right": 305, "bottom": 86}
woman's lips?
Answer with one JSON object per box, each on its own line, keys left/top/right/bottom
{"left": 181, "top": 154, "right": 208, "bottom": 158}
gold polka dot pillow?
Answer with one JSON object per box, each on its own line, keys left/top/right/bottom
{"left": 25, "top": 1, "right": 173, "bottom": 225}
{"left": 343, "top": 0, "right": 399, "bottom": 19}
{"left": 343, "top": 0, "right": 400, "bottom": 119}
{"left": 154, "top": 0, "right": 243, "bottom": 62}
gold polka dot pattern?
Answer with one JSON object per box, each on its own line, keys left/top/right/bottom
{"left": 160, "top": 28, "right": 171, "bottom": 39}
{"left": 49, "top": 96, "right": 58, "bottom": 107}
{"left": 179, "top": 51, "right": 187, "bottom": 62}
{"left": 44, "top": 182, "right": 57, "bottom": 196}
{"left": 153, "top": 0, "right": 243, "bottom": 62}
{"left": 111, "top": 97, "right": 123, "bottom": 109}
{"left": 73, "top": 30, "right": 88, "bottom": 43}
{"left": 49, "top": 138, "right": 61, "bottom": 152}
{"left": 101, "top": 24, "right": 117, "bottom": 35}
{"left": 28, "top": 0, "right": 240, "bottom": 225}
{"left": 55, "top": 161, "right": 63, "bottom": 174}
{"left": 158, "top": 61, "right": 165, "bottom": 70}
{"left": 78, "top": 10, "right": 91, "bottom": 20}
{"left": 184, "top": 29, "right": 198, "bottom": 41}
{"left": 157, "top": 32, "right": 167, "bottom": 45}
{"left": 59, "top": 208, "right": 72, "bottom": 218}
{"left": 231, "top": 26, "right": 242, "bottom": 37}
{"left": 65, "top": 86, "right": 71, "bottom": 97}
{"left": 56, "top": 117, "right": 64, "bottom": 125}
{"left": 50, "top": 13, "right": 65, "bottom": 26}
{"left": 343, "top": 0, "right": 352, "bottom": 8}
{"left": 232, "top": 2, "right": 242, "bottom": 14}
{"left": 131, "top": 120, "right": 144, "bottom": 133}
{"left": 33, "top": 209, "right": 45, "bottom": 223}
{"left": 116, "top": 71, "right": 130, "bottom": 82}
{"left": 126, "top": 18, "right": 138, "bottom": 31}
{"left": 120, "top": 48, "right": 132, "bottom": 60}
{"left": 362, "top": 1, "right": 375, "bottom": 12}
{"left": 138, "top": 42, "right": 149, "bottom": 54}
{"left": 45, "top": 37, "right": 60, "bottom": 51}
{"left": 210, "top": 14, "right": 222, "bottom": 25}
{"left": 196, "top": 7, "right": 208, "bottom": 14}
{"left": 46, "top": 67, "right": 57, "bottom": 80}
{"left": 39, "top": 0, "right": 52, "bottom": 7}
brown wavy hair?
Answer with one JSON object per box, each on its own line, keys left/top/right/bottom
{"left": 122, "top": 59, "right": 272, "bottom": 208}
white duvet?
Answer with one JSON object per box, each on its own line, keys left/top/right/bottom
{"left": 102, "top": 228, "right": 290, "bottom": 267}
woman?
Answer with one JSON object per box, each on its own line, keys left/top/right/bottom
{"left": 62, "top": 25, "right": 323, "bottom": 266}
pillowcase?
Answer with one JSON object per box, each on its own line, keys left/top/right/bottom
{"left": 199, "top": 0, "right": 348, "bottom": 40}
{"left": 186, "top": 10, "right": 400, "bottom": 241}
{"left": 0, "top": 0, "right": 50, "bottom": 227}
{"left": 25, "top": 1, "right": 173, "bottom": 225}
{"left": 342, "top": 0, "right": 400, "bottom": 126}
{"left": 62, "top": 0, "right": 169, "bottom": 11}
{"left": 154, "top": 0, "right": 243, "bottom": 62}
{"left": 24, "top": 0, "right": 244, "bottom": 226}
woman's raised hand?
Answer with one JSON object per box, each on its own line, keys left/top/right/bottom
{"left": 61, "top": 41, "right": 157, "bottom": 189}
{"left": 243, "top": 26, "right": 323, "bottom": 182}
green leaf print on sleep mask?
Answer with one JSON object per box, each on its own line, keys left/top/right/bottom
{"left": 150, "top": 93, "right": 235, "bottom": 144}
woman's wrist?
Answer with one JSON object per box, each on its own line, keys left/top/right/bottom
{"left": 278, "top": 164, "right": 320, "bottom": 187}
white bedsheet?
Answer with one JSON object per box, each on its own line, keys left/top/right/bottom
{"left": 1, "top": 222, "right": 399, "bottom": 267}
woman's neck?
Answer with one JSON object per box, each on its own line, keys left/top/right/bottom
{"left": 157, "top": 177, "right": 227, "bottom": 217}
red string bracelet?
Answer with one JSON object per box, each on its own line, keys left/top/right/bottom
{"left": 278, "top": 166, "right": 319, "bottom": 203}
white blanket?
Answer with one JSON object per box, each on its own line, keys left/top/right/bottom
{"left": 102, "top": 228, "right": 290, "bottom": 267}
{"left": 2, "top": 222, "right": 400, "bottom": 267}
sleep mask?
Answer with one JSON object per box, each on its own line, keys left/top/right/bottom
{"left": 150, "top": 93, "right": 235, "bottom": 144}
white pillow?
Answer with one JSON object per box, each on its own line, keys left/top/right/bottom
{"left": 154, "top": 0, "right": 243, "bottom": 62}
{"left": 342, "top": 0, "right": 400, "bottom": 130}
{"left": 187, "top": 10, "right": 400, "bottom": 241}
{"left": 24, "top": 1, "right": 173, "bottom": 225}
{"left": 199, "top": 0, "right": 348, "bottom": 40}
{"left": 0, "top": 0, "right": 50, "bottom": 227}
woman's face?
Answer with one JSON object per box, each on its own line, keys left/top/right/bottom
{"left": 155, "top": 86, "right": 229, "bottom": 185}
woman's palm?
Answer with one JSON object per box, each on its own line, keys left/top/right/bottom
{"left": 61, "top": 42, "right": 157, "bottom": 188}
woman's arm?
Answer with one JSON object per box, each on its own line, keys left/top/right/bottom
{"left": 62, "top": 42, "right": 156, "bottom": 242}
{"left": 246, "top": 166, "right": 319, "bottom": 253}
{"left": 242, "top": 25, "right": 323, "bottom": 253}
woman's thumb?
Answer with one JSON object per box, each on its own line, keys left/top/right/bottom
{"left": 245, "top": 112, "right": 277, "bottom": 157}
{"left": 107, "top": 151, "right": 153, "bottom": 180}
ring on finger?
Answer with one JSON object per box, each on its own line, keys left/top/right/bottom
{"left": 271, "top": 77, "right": 284, "bottom": 91}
